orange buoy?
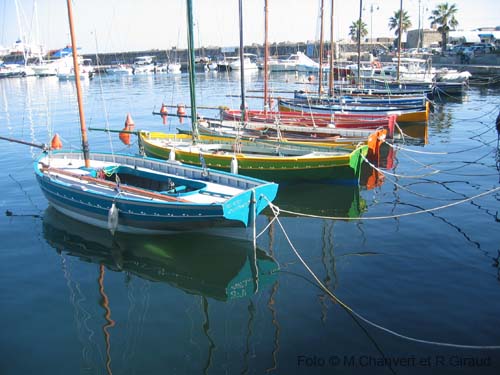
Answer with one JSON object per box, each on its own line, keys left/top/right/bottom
{"left": 177, "top": 104, "right": 186, "bottom": 124}
{"left": 160, "top": 103, "right": 169, "bottom": 124}
{"left": 51, "top": 133, "right": 63, "bottom": 150}
{"left": 119, "top": 113, "right": 135, "bottom": 145}
{"left": 124, "top": 113, "right": 135, "bottom": 131}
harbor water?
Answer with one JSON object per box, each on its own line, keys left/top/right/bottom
{"left": 1, "top": 71, "right": 499, "bottom": 374}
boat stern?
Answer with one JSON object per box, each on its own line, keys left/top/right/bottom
{"left": 222, "top": 182, "right": 278, "bottom": 226}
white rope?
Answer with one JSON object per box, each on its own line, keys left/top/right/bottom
{"left": 387, "top": 138, "right": 499, "bottom": 156}
{"left": 256, "top": 213, "right": 278, "bottom": 239}
{"left": 266, "top": 203, "right": 500, "bottom": 350}
{"left": 386, "top": 141, "right": 448, "bottom": 155}
{"left": 263, "top": 185, "right": 500, "bottom": 221}
{"left": 393, "top": 121, "right": 405, "bottom": 143}
{"left": 362, "top": 154, "right": 440, "bottom": 179}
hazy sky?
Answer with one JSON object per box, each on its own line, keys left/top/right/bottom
{"left": 1, "top": 0, "right": 499, "bottom": 54}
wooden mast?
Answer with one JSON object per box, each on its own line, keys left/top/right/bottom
{"left": 263, "top": 0, "right": 269, "bottom": 111}
{"left": 186, "top": 0, "right": 199, "bottom": 142}
{"left": 328, "top": 0, "right": 335, "bottom": 97}
{"left": 318, "top": 0, "right": 325, "bottom": 96}
{"left": 65, "top": 0, "right": 90, "bottom": 167}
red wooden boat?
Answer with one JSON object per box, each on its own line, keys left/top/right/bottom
{"left": 220, "top": 109, "right": 396, "bottom": 137}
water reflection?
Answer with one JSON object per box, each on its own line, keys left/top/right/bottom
{"left": 396, "top": 121, "right": 429, "bottom": 145}
{"left": 43, "top": 207, "right": 279, "bottom": 301}
{"left": 273, "top": 183, "right": 366, "bottom": 218}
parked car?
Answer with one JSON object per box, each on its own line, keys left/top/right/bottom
{"left": 449, "top": 45, "right": 468, "bottom": 55}
{"left": 471, "top": 43, "right": 496, "bottom": 54}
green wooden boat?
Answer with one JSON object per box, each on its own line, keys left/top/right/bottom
{"left": 138, "top": 131, "right": 368, "bottom": 184}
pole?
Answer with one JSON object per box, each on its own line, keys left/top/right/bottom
{"left": 66, "top": 0, "right": 90, "bottom": 167}
{"left": 370, "top": 4, "right": 373, "bottom": 44}
{"left": 417, "top": 0, "right": 421, "bottom": 49}
{"left": 186, "top": 0, "right": 199, "bottom": 142}
{"left": 396, "top": 0, "right": 403, "bottom": 82}
{"left": 263, "top": 0, "right": 269, "bottom": 111}
{"left": 328, "top": 0, "right": 335, "bottom": 96}
{"left": 318, "top": 0, "right": 325, "bottom": 96}
{"left": 238, "top": 0, "right": 246, "bottom": 123}
{"left": 356, "top": 0, "right": 363, "bottom": 86}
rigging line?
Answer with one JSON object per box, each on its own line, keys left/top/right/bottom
{"left": 262, "top": 185, "right": 500, "bottom": 221}
{"left": 267, "top": 204, "right": 500, "bottom": 350}
{"left": 93, "top": 47, "right": 116, "bottom": 160}
{"left": 8, "top": 174, "right": 43, "bottom": 213}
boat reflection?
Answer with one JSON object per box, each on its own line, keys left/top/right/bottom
{"left": 42, "top": 207, "right": 279, "bottom": 301}
{"left": 272, "top": 183, "right": 366, "bottom": 218}
{"left": 360, "top": 142, "right": 396, "bottom": 190}
{"left": 395, "top": 121, "right": 429, "bottom": 145}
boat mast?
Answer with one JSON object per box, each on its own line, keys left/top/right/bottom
{"left": 65, "top": 0, "right": 90, "bottom": 167}
{"left": 238, "top": 0, "right": 246, "bottom": 122}
{"left": 263, "top": 0, "right": 269, "bottom": 111}
{"left": 14, "top": 0, "right": 26, "bottom": 65}
{"left": 328, "top": 0, "right": 335, "bottom": 96}
{"left": 397, "top": 0, "right": 403, "bottom": 82}
{"left": 318, "top": 0, "right": 325, "bottom": 96}
{"left": 356, "top": 0, "right": 362, "bottom": 87}
{"left": 186, "top": 0, "right": 199, "bottom": 142}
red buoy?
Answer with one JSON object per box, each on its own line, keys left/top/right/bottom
{"left": 160, "top": 103, "right": 169, "bottom": 125}
{"left": 177, "top": 104, "right": 186, "bottom": 124}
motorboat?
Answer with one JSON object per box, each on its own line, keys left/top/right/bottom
{"left": 229, "top": 53, "right": 259, "bottom": 71}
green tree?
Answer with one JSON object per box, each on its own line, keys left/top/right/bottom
{"left": 388, "top": 9, "right": 412, "bottom": 48}
{"left": 428, "top": 2, "right": 459, "bottom": 53}
{"left": 349, "top": 20, "right": 368, "bottom": 42}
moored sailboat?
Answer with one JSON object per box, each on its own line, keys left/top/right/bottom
{"left": 8, "top": 0, "right": 279, "bottom": 235}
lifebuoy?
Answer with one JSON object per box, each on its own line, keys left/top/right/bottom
{"left": 371, "top": 60, "right": 382, "bottom": 69}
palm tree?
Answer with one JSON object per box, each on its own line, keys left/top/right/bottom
{"left": 349, "top": 20, "right": 368, "bottom": 42}
{"left": 428, "top": 3, "right": 459, "bottom": 54}
{"left": 388, "top": 9, "right": 412, "bottom": 48}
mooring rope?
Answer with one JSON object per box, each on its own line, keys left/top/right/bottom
{"left": 265, "top": 201, "right": 500, "bottom": 349}
{"left": 263, "top": 185, "right": 500, "bottom": 221}
{"left": 362, "top": 154, "right": 440, "bottom": 179}
{"left": 386, "top": 137, "right": 498, "bottom": 156}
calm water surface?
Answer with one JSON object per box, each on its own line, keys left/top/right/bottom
{"left": 1, "top": 71, "right": 499, "bottom": 374}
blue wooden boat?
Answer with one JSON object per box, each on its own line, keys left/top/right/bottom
{"left": 293, "top": 90, "right": 428, "bottom": 106}
{"left": 36, "top": 151, "right": 278, "bottom": 234}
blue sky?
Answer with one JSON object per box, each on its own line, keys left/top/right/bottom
{"left": 1, "top": 0, "right": 499, "bottom": 53}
